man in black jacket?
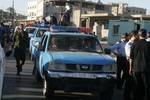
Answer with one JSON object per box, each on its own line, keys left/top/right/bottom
{"left": 130, "top": 29, "right": 149, "bottom": 100}
{"left": 145, "top": 32, "right": 150, "bottom": 100}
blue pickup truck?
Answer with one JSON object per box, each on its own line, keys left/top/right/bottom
{"left": 33, "top": 26, "right": 116, "bottom": 100}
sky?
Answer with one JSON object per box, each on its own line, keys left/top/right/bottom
{"left": 0, "top": 0, "right": 149, "bottom": 15}
{"left": 0, "top": 0, "right": 27, "bottom": 14}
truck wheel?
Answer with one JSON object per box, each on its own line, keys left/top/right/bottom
{"left": 34, "top": 59, "right": 42, "bottom": 82}
{"left": 43, "top": 80, "right": 54, "bottom": 98}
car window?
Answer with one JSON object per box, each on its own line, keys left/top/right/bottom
{"left": 40, "top": 35, "right": 48, "bottom": 51}
{"left": 36, "top": 29, "right": 48, "bottom": 37}
{"left": 48, "top": 35, "right": 103, "bottom": 53}
{"left": 41, "top": 35, "right": 46, "bottom": 45}
{"left": 25, "top": 28, "right": 36, "bottom": 34}
{"left": 43, "top": 36, "right": 48, "bottom": 50}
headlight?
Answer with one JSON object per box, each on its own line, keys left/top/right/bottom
{"left": 102, "top": 64, "right": 117, "bottom": 73}
{"left": 48, "top": 60, "right": 66, "bottom": 71}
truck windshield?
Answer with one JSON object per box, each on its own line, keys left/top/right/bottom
{"left": 48, "top": 35, "right": 103, "bottom": 53}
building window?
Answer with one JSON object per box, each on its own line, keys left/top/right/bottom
{"left": 133, "top": 10, "right": 135, "bottom": 13}
{"left": 140, "top": 11, "right": 142, "bottom": 14}
{"left": 113, "top": 25, "right": 120, "bottom": 34}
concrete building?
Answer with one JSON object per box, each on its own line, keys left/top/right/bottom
{"left": 27, "top": 0, "right": 47, "bottom": 21}
{"left": 127, "top": 7, "right": 146, "bottom": 15}
{"left": 80, "top": 2, "right": 148, "bottom": 39}
{"left": 110, "top": 3, "right": 146, "bottom": 16}
{"left": 27, "top": 0, "right": 149, "bottom": 40}
{"left": 27, "top": 0, "right": 38, "bottom": 20}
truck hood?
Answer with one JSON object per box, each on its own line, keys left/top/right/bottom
{"left": 50, "top": 51, "right": 115, "bottom": 65}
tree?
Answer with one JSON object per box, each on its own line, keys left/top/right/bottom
{"left": 6, "top": 7, "right": 16, "bottom": 27}
{"left": 7, "top": 7, "right": 16, "bottom": 17}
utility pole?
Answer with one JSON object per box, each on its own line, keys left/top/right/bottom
{"left": 12, "top": 0, "right": 15, "bottom": 27}
{"left": 79, "top": 0, "right": 83, "bottom": 27}
{"left": 0, "top": 10, "right": 3, "bottom": 22}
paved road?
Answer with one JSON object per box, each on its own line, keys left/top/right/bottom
{"left": 1, "top": 51, "right": 123, "bottom": 100}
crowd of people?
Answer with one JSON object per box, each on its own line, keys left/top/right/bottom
{"left": 110, "top": 29, "right": 150, "bottom": 100}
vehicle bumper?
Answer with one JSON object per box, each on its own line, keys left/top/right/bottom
{"left": 45, "top": 71, "right": 116, "bottom": 93}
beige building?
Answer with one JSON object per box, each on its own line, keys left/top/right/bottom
{"left": 27, "top": 0, "right": 149, "bottom": 39}
{"left": 110, "top": 3, "right": 146, "bottom": 16}
{"left": 27, "top": 0, "right": 47, "bottom": 21}
{"left": 27, "top": 0, "right": 38, "bottom": 20}
{"left": 79, "top": 2, "right": 148, "bottom": 39}
{"left": 127, "top": 7, "right": 146, "bottom": 15}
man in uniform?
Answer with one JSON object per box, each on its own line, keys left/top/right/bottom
{"left": 13, "top": 24, "right": 28, "bottom": 75}
{"left": 110, "top": 33, "right": 130, "bottom": 89}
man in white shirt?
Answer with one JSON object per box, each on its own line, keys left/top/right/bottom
{"left": 124, "top": 30, "right": 139, "bottom": 100}
{"left": 125, "top": 31, "right": 139, "bottom": 60}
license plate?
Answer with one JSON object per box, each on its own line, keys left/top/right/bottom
{"left": 68, "top": 73, "right": 96, "bottom": 79}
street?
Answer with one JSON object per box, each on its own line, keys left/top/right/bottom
{"left": 1, "top": 46, "right": 123, "bottom": 100}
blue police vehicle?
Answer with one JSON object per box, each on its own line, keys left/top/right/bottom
{"left": 29, "top": 25, "right": 49, "bottom": 60}
{"left": 33, "top": 26, "right": 116, "bottom": 100}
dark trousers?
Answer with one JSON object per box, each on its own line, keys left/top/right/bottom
{"left": 123, "top": 74, "right": 135, "bottom": 100}
{"left": 121, "top": 59, "right": 135, "bottom": 100}
{"left": 14, "top": 48, "right": 26, "bottom": 72}
{"left": 132, "top": 72, "right": 145, "bottom": 100}
{"left": 116, "top": 56, "right": 128, "bottom": 89}
{"left": 145, "top": 72, "right": 150, "bottom": 100}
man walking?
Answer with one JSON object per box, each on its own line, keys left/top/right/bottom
{"left": 13, "top": 24, "right": 28, "bottom": 75}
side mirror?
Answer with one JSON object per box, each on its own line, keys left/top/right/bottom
{"left": 104, "top": 48, "right": 111, "bottom": 55}
{"left": 33, "top": 41, "right": 39, "bottom": 48}
{"left": 29, "top": 34, "right": 34, "bottom": 38}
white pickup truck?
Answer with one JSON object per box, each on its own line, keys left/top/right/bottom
{"left": 0, "top": 44, "right": 5, "bottom": 100}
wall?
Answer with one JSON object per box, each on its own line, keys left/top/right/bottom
{"left": 141, "top": 20, "right": 150, "bottom": 32}
{"left": 108, "top": 20, "right": 134, "bottom": 45}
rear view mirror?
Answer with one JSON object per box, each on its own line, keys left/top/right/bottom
{"left": 104, "top": 48, "right": 111, "bottom": 55}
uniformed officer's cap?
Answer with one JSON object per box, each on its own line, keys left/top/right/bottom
{"left": 138, "top": 29, "right": 147, "bottom": 37}
{"left": 122, "top": 32, "right": 130, "bottom": 38}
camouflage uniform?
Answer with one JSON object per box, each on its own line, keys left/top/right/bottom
{"left": 13, "top": 29, "right": 28, "bottom": 75}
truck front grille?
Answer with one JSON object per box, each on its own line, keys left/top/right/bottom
{"left": 66, "top": 64, "right": 103, "bottom": 72}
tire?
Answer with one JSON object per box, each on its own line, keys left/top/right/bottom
{"left": 43, "top": 79, "right": 54, "bottom": 99}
